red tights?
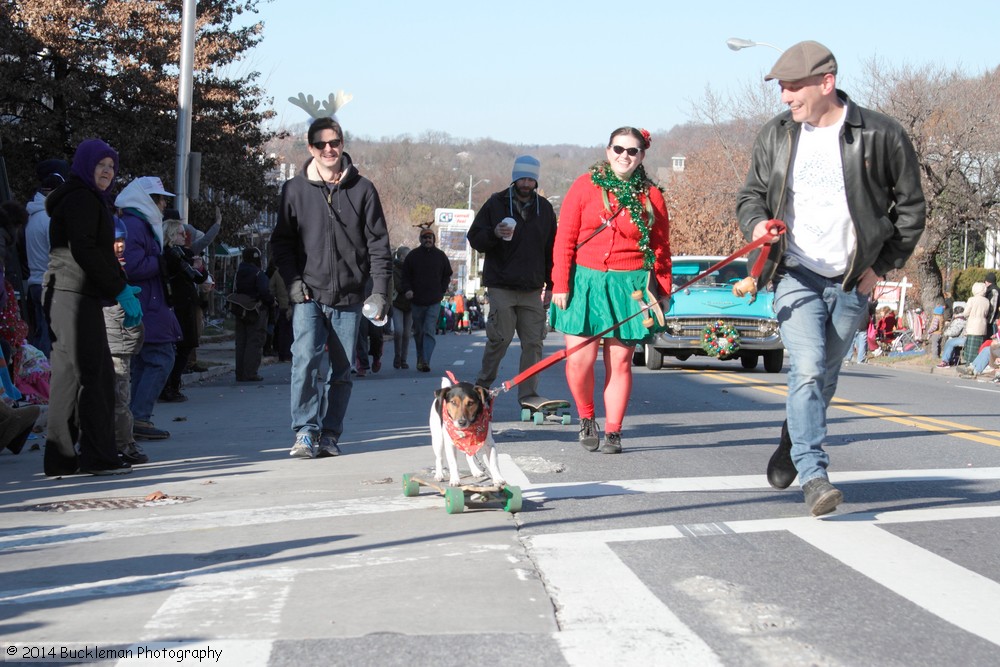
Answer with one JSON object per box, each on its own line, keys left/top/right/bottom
{"left": 563, "top": 335, "right": 633, "bottom": 433}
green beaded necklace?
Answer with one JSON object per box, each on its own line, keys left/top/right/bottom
{"left": 590, "top": 162, "right": 661, "bottom": 269}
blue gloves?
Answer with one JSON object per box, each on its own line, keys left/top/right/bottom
{"left": 116, "top": 285, "right": 143, "bottom": 328}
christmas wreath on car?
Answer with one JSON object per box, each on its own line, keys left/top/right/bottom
{"left": 701, "top": 320, "right": 741, "bottom": 358}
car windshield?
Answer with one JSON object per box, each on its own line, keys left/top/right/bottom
{"left": 672, "top": 259, "right": 748, "bottom": 288}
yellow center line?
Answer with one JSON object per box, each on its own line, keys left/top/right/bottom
{"left": 687, "top": 369, "right": 1000, "bottom": 447}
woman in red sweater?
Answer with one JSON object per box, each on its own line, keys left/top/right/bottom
{"left": 550, "top": 127, "right": 671, "bottom": 454}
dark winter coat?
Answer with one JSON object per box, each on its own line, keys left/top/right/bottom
{"left": 270, "top": 153, "right": 392, "bottom": 308}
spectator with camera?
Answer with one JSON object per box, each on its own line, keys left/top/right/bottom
{"left": 159, "top": 214, "right": 207, "bottom": 402}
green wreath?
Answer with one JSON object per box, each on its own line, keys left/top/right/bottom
{"left": 701, "top": 319, "right": 741, "bottom": 358}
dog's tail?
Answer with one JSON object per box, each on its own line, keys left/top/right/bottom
{"left": 440, "top": 376, "right": 452, "bottom": 389}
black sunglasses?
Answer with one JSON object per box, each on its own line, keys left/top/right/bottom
{"left": 611, "top": 145, "right": 641, "bottom": 157}
{"left": 311, "top": 139, "right": 343, "bottom": 150}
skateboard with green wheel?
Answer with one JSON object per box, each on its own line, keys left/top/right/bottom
{"left": 519, "top": 396, "right": 571, "bottom": 425}
{"left": 401, "top": 473, "right": 522, "bottom": 514}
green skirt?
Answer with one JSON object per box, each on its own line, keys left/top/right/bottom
{"left": 548, "top": 265, "right": 660, "bottom": 346}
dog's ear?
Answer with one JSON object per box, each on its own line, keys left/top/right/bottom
{"left": 474, "top": 385, "right": 491, "bottom": 405}
{"left": 435, "top": 387, "right": 449, "bottom": 401}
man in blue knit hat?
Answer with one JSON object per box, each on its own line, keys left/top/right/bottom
{"left": 468, "top": 155, "right": 557, "bottom": 405}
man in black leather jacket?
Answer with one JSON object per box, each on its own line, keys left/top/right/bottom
{"left": 736, "top": 41, "right": 926, "bottom": 516}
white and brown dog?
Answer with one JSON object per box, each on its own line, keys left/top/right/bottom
{"left": 431, "top": 376, "right": 504, "bottom": 487}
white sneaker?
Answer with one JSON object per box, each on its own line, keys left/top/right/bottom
{"left": 289, "top": 432, "right": 315, "bottom": 458}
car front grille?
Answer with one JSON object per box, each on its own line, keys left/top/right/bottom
{"left": 666, "top": 317, "right": 777, "bottom": 340}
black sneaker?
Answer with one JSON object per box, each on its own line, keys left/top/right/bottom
{"left": 81, "top": 460, "right": 133, "bottom": 476}
{"left": 158, "top": 389, "right": 188, "bottom": 403}
{"left": 766, "top": 420, "right": 797, "bottom": 490}
{"left": 119, "top": 443, "right": 149, "bottom": 465}
{"left": 601, "top": 431, "right": 622, "bottom": 454}
{"left": 316, "top": 434, "right": 342, "bottom": 458}
{"left": 579, "top": 417, "right": 600, "bottom": 451}
{"left": 802, "top": 478, "right": 843, "bottom": 516}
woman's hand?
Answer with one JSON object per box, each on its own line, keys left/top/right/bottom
{"left": 552, "top": 292, "right": 569, "bottom": 310}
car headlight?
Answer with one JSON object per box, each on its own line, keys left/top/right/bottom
{"left": 759, "top": 321, "right": 779, "bottom": 336}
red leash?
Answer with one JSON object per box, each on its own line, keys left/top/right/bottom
{"left": 499, "top": 221, "right": 786, "bottom": 392}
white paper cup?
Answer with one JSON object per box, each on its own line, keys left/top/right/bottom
{"left": 501, "top": 216, "right": 516, "bottom": 241}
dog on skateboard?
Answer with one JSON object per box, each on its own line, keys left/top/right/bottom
{"left": 430, "top": 377, "right": 504, "bottom": 487}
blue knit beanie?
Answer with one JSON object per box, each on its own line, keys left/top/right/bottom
{"left": 933, "top": 305, "right": 944, "bottom": 315}
{"left": 511, "top": 155, "right": 540, "bottom": 184}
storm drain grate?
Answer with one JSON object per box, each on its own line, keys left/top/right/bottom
{"left": 26, "top": 495, "right": 199, "bottom": 512}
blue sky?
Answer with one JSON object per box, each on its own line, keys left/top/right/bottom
{"left": 238, "top": 0, "right": 1000, "bottom": 146}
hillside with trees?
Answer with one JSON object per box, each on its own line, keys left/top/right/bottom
{"left": 3, "top": 2, "right": 998, "bottom": 312}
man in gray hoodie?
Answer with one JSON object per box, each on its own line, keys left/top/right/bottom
{"left": 25, "top": 159, "right": 70, "bottom": 357}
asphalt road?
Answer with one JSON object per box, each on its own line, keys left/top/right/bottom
{"left": 1, "top": 330, "right": 999, "bottom": 667}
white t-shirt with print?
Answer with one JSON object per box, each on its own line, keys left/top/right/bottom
{"left": 784, "top": 109, "right": 855, "bottom": 277}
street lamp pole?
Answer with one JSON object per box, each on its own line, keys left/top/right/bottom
{"left": 174, "top": 0, "right": 196, "bottom": 219}
{"left": 467, "top": 175, "right": 489, "bottom": 210}
{"left": 726, "top": 37, "right": 784, "bottom": 53}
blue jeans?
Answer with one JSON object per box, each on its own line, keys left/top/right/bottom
{"left": 843, "top": 330, "right": 868, "bottom": 363}
{"left": 774, "top": 266, "right": 868, "bottom": 485}
{"left": 392, "top": 308, "right": 412, "bottom": 364}
{"left": 410, "top": 303, "right": 441, "bottom": 364}
{"left": 289, "top": 301, "right": 361, "bottom": 440}
{"left": 130, "top": 342, "right": 175, "bottom": 422}
{"left": 970, "top": 347, "right": 991, "bottom": 374}
{"left": 941, "top": 336, "right": 965, "bottom": 364}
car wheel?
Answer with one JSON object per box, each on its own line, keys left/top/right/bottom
{"left": 763, "top": 349, "right": 784, "bottom": 373}
{"left": 645, "top": 343, "right": 664, "bottom": 370}
{"left": 740, "top": 353, "right": 759, "bottom": 370}
{"left": 632, "top": 344, "right": 645, "bottom": 366}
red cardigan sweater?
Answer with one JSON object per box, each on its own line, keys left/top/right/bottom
{"left": 552, "top": 172, "right": 671, "bottom": 295}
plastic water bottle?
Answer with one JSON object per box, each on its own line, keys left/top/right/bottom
{"left": 362, "top": 301, "right": 388, "bottom": 327}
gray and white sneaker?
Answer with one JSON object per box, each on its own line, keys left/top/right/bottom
{"left": 289, "top": 432, "right": 316, "bottom": 459}
{"left": 317, "top": 433, "right": 341, "bottom": 458}
{"left": 579, "top": 417, "right": 600, "bottom": 452}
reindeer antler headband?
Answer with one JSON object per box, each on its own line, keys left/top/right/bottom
{"left": 287, "top": 91, "right": 354, "bottom": 120}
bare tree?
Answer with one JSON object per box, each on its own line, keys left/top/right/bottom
{"left": 860, "top": 60, "right": 1000, "bottom": 307}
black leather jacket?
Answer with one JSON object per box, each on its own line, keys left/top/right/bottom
{"left": 737, "top": 91, "right": 926, "bottom": 290}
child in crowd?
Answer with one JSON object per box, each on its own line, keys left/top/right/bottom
{"left": 103, "top": 218, "right": 148, "bottom": 464}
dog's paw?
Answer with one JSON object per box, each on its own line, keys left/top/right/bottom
{"left": 448, "top": 477, "right": 462, "bottom": 487}
{"left": 433, "top": 472, "right": 445, "bottom": 482}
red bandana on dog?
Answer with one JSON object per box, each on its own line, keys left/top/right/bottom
{"left": 445, "top": 400, "right": 493, "bottom": 456}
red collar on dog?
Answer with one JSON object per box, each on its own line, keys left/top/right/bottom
{"left": 445, "top": 400, "right": 493, "bottom": 456}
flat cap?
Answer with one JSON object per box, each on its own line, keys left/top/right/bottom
{"left": 765, "top": 40, "right": 837, "bottom": 82}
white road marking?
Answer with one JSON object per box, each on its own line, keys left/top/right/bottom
{"left": 533, "top": 528, "right": 723, "bottom": 666}
{"left": 528, "top": 503, "right": 1000, "bottom": 664}
{"left": 521, "top": 467, "right": 1000, "bottom": 501}
{"left": 0, "top": 496, "right": 442, "bottom": 552}
{"left": 142, "top": 569, "right": 295, "bottom": 640}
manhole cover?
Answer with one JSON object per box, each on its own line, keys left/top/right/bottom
{"left": 26, "top": 496, "right": 198, "bottom": 512}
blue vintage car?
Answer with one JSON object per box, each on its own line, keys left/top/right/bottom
{"left": 637, "top": 256, "right": 785, "bottom": 372}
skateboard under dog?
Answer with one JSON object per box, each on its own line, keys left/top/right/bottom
{"left": 519, "top": 396, "right": 571, "bottom": 425}
{"left": 401, "top": 473, "right": 522, "bottom": 514}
